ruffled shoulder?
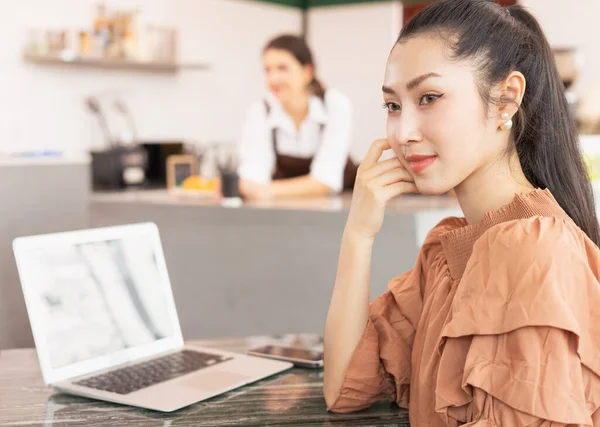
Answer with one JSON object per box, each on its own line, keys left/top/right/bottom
{"left": 388, "top": 216, "right": 466, "bottom": 325}
{"left": 442, "top": 215, "right": 600, "bottom": 361}
{"left": 422, "top": 216, "right": 467, "bottom": 250}
{"left": 437, "top": 215, "right": 600, "bottom": 423}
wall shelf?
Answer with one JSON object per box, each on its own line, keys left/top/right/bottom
{"left": 23, "top": 53, "right": 210, "bottom": 74}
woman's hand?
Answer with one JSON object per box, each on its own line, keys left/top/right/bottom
{"left": 239, "top": 179, "right": 273, "bottom": 201}
{"left": 346, "top": 139, "right": 417, "bottom": 239}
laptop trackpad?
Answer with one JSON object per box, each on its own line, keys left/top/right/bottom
{"left": 180, "top": 370, "right": 252, "bottom": 391}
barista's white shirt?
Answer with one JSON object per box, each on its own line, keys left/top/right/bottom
{"left": 237, "top": 89, "right": 352, "bottom": 193}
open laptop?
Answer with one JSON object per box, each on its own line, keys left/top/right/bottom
{"left": 13, "top": 222, "right": 292, "bottom": 412}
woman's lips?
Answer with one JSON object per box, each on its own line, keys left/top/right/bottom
{"left": 405, "top": 154, "right": 437, "bottom": 174}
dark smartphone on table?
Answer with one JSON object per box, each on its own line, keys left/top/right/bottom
{"left": 248, "top": 345, "right": 323, "bottom": 368}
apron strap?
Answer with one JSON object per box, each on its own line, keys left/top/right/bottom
{"left": 264, "top": 100, "right": 280, "bottom": 156}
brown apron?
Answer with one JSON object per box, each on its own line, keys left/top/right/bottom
{"left": 265, "top": 101, "right": 357, "bottom": 190}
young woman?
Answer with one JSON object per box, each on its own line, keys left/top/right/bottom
{"left": 324, "top": 1, "right": 600, "bottom": 425}
{"left": 237, "top": 35, "right": 355, "bottom": 200}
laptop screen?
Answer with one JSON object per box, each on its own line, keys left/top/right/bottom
{"left": 24, "top": 233, "right": 175, "bottom": 370}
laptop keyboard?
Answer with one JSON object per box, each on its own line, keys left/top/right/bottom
{"left": 74, "top": 350, "right": 233, "bottom": 395}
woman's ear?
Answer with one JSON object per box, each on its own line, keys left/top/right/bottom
{"left": 303, "top": 64, "right": 315, "bottom": 85}
{"left": 503, "top": 70, "right": 526, "bottom": 107}
{"left": 496, "top": 71, "right": 526, "bottom": 129}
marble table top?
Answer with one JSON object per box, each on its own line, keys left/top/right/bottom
{"left": 0, "top": 335, "right": 409, "bottom": 426}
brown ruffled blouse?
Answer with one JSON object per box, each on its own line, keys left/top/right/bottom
{"left": 328, "top": 189, "right": 600, "bottom": 426}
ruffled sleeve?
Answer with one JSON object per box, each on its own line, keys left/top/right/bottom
{"left": 327, "top": 217, "right": 464, "bottom": 413}
{"left": 436, "top": 216, "right": 600, "bottom": 425}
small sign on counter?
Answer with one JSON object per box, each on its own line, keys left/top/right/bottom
{"left": 166, "top": 155, "right": 197, "bottom": 189}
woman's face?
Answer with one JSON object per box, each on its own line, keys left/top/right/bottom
{"left": 264, "top": 48, "right": 312, "bottom": 105}
{"left": 383, "top": 35, "right": 509, "bottom": 195}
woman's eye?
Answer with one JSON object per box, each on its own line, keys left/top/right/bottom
{"left": 419, "top": 94, "right": 443, "bottom": 106}
{"left": 383, "top": 102, "right": 401, "bottom": 114}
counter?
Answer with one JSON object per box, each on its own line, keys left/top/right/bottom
{"left": 90, "top": 190, "right": 461, "bottom": 341}
{"left": 0, "top": 159, "right": 90, "bottom": 350}
{"left": 91, "top": 188, "right": 459, "bottom": 213}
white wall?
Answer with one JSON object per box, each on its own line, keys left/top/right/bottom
{"left": 4, "top": 0, "right": 597, "bottom": 157}
{"left": 520, "top": 0, "right": 600, "bottom": 98}
{"left": 0, "top": 0, "right": 302, "bottom": 154}
{"left": 307, "top": 1, "right": 402, "bottom": 161}
{"left": 519, "top": 0, "right": 600, "bottom": 124}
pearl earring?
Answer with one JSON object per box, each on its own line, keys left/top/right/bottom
{"left": 501, "top": 112, "right": 509, "bottom": 120}
{"left": 502, "top": 119, "right": 513, "bottom": 130}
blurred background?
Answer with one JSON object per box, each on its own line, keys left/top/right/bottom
{"left": 1, "top": 0, "right": 599, "bottom": 351}
{"left": 5, "top": 0, "right": 599, "bottom": 161}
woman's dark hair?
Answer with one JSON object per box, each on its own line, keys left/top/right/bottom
{"left": 264, "top": 34, "right": 326, "bottom": 100}
{"left": 399, "top": 0, "right": 599, "bottom": 246}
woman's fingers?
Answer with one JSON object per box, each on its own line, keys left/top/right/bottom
{"left": 371, "top": 167, "right": 413, "bottom": 188}
{"left": 360, "top": 139, "right": 391, "bottom": 168}
{"left": 380, "top": 181, "right": 418, "bottom": 200}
